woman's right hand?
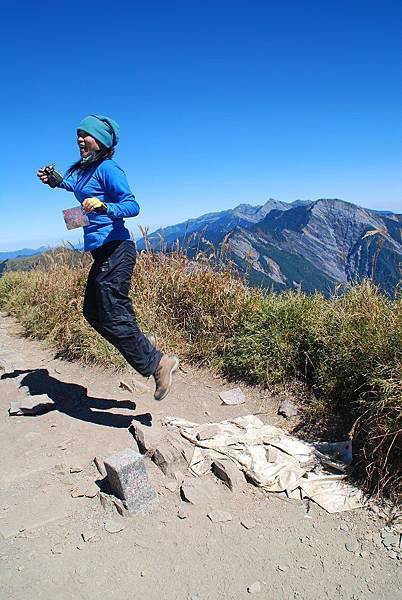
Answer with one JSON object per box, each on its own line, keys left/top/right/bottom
{"left": 37, "top": 167, "right": 49, "bottom": 184}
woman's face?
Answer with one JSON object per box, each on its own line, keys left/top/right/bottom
{"left": 77, "top": 130, "right": 101, "bottom": 158}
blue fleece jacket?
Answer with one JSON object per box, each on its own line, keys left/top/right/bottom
{"left": 59, "top": 159, "right": 140, "bottom": 251}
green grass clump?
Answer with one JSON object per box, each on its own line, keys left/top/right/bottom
{"left": 0, "top": 246, "right": 400, "bottom": 501}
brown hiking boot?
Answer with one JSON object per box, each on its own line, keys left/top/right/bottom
{"left": 153, "top": 354, "right": 179, "bottom": 401}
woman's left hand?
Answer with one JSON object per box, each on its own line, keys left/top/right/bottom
{"left": 82, "top": 197, "right": 107, "bottom": 213}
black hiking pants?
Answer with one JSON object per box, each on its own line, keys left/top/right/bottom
{"left": 83, "top": 240, "right": 162, "bottom": 377}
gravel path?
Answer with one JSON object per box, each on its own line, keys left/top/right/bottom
{"left": 0, "top": 314, "right": 400, "bottom": 600}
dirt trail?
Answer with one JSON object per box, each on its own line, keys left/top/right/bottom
{"left": 0, "top": 314, "right": 400, "bottom": 600}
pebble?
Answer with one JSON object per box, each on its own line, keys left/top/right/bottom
{"left": 119, "top": 380, "right": 134, "bottom": 393}
{"left": 70, "top": 487, "right": 85, "bottom": 498}
{"left": 345, "top": 540, "right": 360, "bottom": 553}
{"left": 177, "top": 509, "right": 189, "bottom": 520}
{"left": 278, "top": 564, "right": 288, "bottom": 572}
{"left": 51, "top": 544, "right": 63, "bottom": 555}
{"left": 70, "top": 466, "right": 83, "bottom": 474}
{"left": 104, "top": 519, "right": 125, "bottom": 534}
{"left": 247, "top": 581, "right": 261, "bottom": 594}
{"left": 207, "top": 510, "right": 232, "bottom": 523}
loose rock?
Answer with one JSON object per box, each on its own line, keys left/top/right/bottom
{"left": 9, "top": 400, "right": 22, "bottom": 416}
{"left": 219, "top": 388, "right": 246, "bottom": 405}
{"left": 119, "top": 380, "right": 134, "bottom": 393}
{"left": 85, "top": 482, "right": 99, "bottom": 498}
{"left": 104, "top": 519, "right": 125, "bottom": 534}
{"left": 17, "top": 394, "right": 55, "bottom": 416}
{"left": 212, "top": 458, "right": 245, "bottom": 492}
{"left": 130, "top": 421, "right": 163, "bottom": 456}
{"left": 345, "top": 540, "right": 360, "bottom": 553}
{"left": 207, "top": 510, "right": 232, "bottom": 523}
{"left": 278, "top": 398, "right": 298, "bottom": 418}
{"left": 153, "top": 439, "right": 188, "bottom": 477}
{"left": 70, "top": 487, "right": 86, "bottom": 498}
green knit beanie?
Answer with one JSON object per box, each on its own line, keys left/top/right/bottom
{"left": 78, "top": 115, "right": 120, "bottom": 148}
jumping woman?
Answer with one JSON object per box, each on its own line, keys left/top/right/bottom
{"left": 37, "top": 114, "right": 179, "bottom": 400}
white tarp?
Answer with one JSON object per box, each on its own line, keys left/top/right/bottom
{"left": 163, "top": 415, "right": 365, "bottom": 513}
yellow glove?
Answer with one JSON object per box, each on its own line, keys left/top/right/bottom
{"left": 82, "top": 197, "right": 107, "bottom": 213}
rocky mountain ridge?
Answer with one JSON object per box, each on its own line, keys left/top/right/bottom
{"left": 139, "top": 198, "right": 401, "bottom": 296}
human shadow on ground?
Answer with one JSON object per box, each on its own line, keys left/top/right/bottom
{"left": 1, "top": 369, "right": 152, "bottom": 429}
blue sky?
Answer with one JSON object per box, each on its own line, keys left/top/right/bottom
{"left": 0, "top": 0, "right": 401, "bottom": 250}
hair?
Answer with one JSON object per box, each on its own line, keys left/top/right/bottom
{"left": 65, "top": 146, "right": 115, "bottom": 178}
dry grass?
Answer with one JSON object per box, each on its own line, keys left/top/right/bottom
{"left": 0, "top": 245, "right": 400, "bottom": 501}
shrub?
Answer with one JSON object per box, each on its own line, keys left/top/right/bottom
{"left": 0, "top": 248, "right": 400, "bottom": 501}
